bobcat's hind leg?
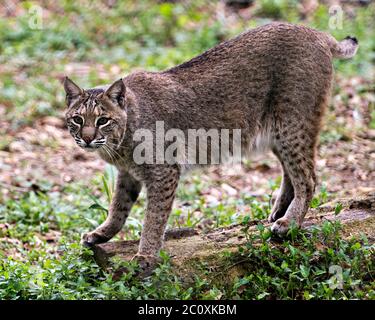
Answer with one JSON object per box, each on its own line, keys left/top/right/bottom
{"left": 81, "top": 171, "right": 141, "bottom": 247}
{"left": 270, "top": 127, "right": 317, "bottom": 235}
{"left": 268, "top": 147, "right": 295, "bottom": 222}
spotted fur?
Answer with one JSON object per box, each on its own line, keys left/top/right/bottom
{"left": 63, "top": 22, "right": 358, "bottom": 270}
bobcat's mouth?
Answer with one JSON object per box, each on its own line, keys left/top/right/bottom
{"left": 75, "top": 137, "right": 107, "bottom": 152}
{"left": 82, "top": 144, "right": 102, "bottom": 151}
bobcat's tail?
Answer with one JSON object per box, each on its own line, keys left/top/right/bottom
{"left": 327, "top": 35, "right": 359, "bottom": 59}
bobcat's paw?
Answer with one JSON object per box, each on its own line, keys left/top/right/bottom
{"left": 271, "top": 217, "right": 300, "bottom": 235}
{"left": 81, "top": 231, "right": 110, "bottom": 247}
{"left": 131, "top": 253, "right": 161, "bottom": 277}
{"left": 268, "top": 209, "right": 286, "bottom": 223}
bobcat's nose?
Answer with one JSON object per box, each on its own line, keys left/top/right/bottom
{"left": 81, "top": 126, "right": 96, "bottom": 146}
{"left": 82, "top": 135, "right": 94, "bottom": 144}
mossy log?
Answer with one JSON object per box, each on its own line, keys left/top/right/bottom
{"left": 92, "top": 189, "right": 375, "bottom": 282}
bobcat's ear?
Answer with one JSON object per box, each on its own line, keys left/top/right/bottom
{"left": 104, "top": 78, "right": 126, "bottom": 108}
{"left": 63, "top": 77, "right": 83, "bottom": 106}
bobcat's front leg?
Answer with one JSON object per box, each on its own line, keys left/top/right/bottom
{"left": 82, "top": 171, "right": 141, "bottom": 247}
{"left": 133, "top": 166, "right": 179, "bottom": 271}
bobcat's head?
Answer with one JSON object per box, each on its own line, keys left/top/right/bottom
{"left": 63, "top": 77, "right": 127, "bottom": 152}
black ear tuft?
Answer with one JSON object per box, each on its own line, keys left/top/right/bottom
{"left": 104, "top": 79, "right": 126, "bottom": 108}
{"left": 63, "top": 77, "right": 83, "bottom": 106}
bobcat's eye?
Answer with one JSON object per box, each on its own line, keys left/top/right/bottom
{"left": 97, "top": 117, "right": 109, "bottom": 126}
{"left": 72, "top": 116, "right": 83, "bottom": 125}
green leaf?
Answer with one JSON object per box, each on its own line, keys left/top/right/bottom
{"left": 257, "top": 292, "right": 270, "bottom": 299}
{"left": 299, "top": 265, "right": 310, "bottom": 278}
{"left": 88, "top": 203, "right": 108, "bottom": 212}
{"left": 351, "top": 242, "right": 361, "bottom": 250}
{"left": 334, "top": 203, "right": 343, "bottom": 215}
{"left": 102, "top": 175, "right": 112, "bottom": 204}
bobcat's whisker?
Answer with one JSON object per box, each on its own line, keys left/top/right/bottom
{"left": 105, "top": 141, "right": 127, "bottom": 150}
{"left": 103, "top": 145, "right": 121, "bottom": 168}
{"left": 104, "top": 145, "right": 123, "bottom": 162}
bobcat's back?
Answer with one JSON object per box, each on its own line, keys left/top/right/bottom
{"left": 124, "top": 22, "right": 357, "bottom": 139}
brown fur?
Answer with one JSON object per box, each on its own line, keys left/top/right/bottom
{"left": 64, "top": 22, "right": 358, "bottom": 269}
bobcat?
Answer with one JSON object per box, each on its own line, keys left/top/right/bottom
{"left": 64, "top": 22, "right": 358, "bottom": 270}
